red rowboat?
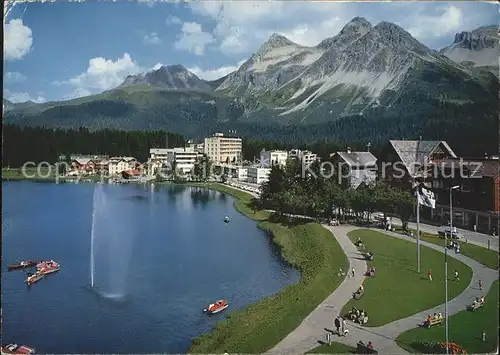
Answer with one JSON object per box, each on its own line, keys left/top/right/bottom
{"left": 204, "top": 300, "right": 228, "bottom": 314}
{"left": 1, "top": 343, "right": 35, "bottom": 354}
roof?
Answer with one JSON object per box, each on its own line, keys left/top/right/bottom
{"left": 462, "top": 158, "right": 500, "bottom": 178}
{"left": 109, "top": 156, "right": 137, "bottom": 162}
{"left": 389, "top": 140, "right": 457, "bottom": 177}
{"left": 150, "top": 148, "right": 170, "bottom": 154}
{"left": 481, "top": 160, "right": 500, "bottom": 177}
{"left": 73, "top": 158, "right": 93, "bottom": 165}
{"left": 350, "top": 169, "right": 377, "bottom": 189}
{"left": 437, "top": 159, "right": 482, "bottom": 178}
{"left": 336, "top": 151, "right": 377, "bottom": 167}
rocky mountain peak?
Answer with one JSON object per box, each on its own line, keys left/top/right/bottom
{"left": 157, "top": 64, "right": 190, "bottom": 74}
{"left": 441, "top": 24, "right": 499, "bottom": 67}
{"left": 341, "top": 16, "right": 372, "bottom": 34}
{"left": 317, "top": 16, "right": 372, "bottom": 50}
{"left": 372, "top": 21, "right": 427, "bottom": 51}
{"left": 452, "top": 25, "right": 498, "bottom": 50}
{"left": 120, "top": 64, "right": 209, "bottom": 91}
{"left": 255, "top": 33, "right": 297, "bottom": 56}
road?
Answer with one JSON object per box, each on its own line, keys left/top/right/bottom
{"left": 223, "top": 181, "right": 499, "bottom": 251}
{"left": 390, "top": 217, "right": 499, "bottom": 251}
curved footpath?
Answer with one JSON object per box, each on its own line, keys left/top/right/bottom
{"left": 268, "top": 225, "right": 498, "bottom": 355}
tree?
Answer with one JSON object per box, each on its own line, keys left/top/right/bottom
{"left": 192, "top": 154, "right": 211, "bottom": 182}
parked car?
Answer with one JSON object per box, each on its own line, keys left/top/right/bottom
{"left": 438, "top": 226, "right": 461, "bottom": 239}
{"left": 329, "top": 218, "right": 340, "bottom": 226}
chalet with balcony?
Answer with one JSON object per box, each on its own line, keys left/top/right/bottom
{"left": 379, "top": 139, "right": 499, "bottom": 233}
{"left": 71, "top": 158, "right": 96, "bottom": 174}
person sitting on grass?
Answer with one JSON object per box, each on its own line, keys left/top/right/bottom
{"left": 359, "top": 311, "right": 368, "bottom": 324}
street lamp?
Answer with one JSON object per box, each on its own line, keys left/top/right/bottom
{"left": 446, "top": 185, "right": 459, "bottom": 354}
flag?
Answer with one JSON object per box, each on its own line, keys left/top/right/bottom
{"left": 414, "top": 185, "right": 436, "bottom": 209}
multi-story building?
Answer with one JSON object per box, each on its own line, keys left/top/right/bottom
{"left": 204, "top": 133, "right": 242, "bottom": 164}
{"left": 148, "top": 148, "right": 170, "bottom": 176}
{"left": 187, "top": 140, "right": 205, "bottom": 153}
{"left": 148, "top": 147, "right": 201, "bottom": 175}
{"left": 108, "top": 157, "right": 138, "bottom": 176}
{"left": 330, "top": 147, "right": 378, "bottom": 189}
{"left": 247, "top": 166, "right": 271, "bottom": 184}
{"left": 289, "top": 149, "right": 318, "bottom": 167}
{"left": 260, "top": 149, "right": 288, "bottom": 168}
{"left": 167, "top": 147, "right": 200, "bottom": 175}
{"left": 70, "top": 158, "right": 96, "bottom": 174}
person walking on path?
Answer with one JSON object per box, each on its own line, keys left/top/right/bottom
{"left": 427, "top": 269, "right": 432, "bottom": 281}
{"left": 334, "top": 317, "right": 341, "bottom": 335}
{"left": 479, "top": 279, "right": 483, "bottom": 290}
{"left": 351, "top": 267, "right": 355, "bottom": 278}
{"left": 341, "top": 318, "right": 348, "bottom": 336}
{"left": 453, "top": 270, "right": 460, "bottom": 282}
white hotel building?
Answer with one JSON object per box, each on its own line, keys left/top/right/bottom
{"left": 247, "top": 166, "right": 271, "bottom": 184}
{"left": 204, "top": 133, "right": 242, "bottom": 164}
{"left": 260, "top": 149, "right": 288, "bottom": 168}
{"left": 148, "top": 147, "right": 200, "bottom": 175}
{"left": 289, "top": 149, "right": 318, "bottom": 167}
{"left": 108, "top": 157, "right": 138, "bottom": 176}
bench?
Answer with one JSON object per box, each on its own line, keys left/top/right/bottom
{"left": 356, "top": 343, "right": 378, "bottom": 354}
{"left": 353, "top": 289, "right": 365, "bottom": 300}
{"left": 424, "top": 317, "right": 443, "bottom": 328}
{"left": 467, "top": 301, "right": 484, "bottom": 311}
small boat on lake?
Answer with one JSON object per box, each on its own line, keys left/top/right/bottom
{"left": 224, "top": 216, "right": 230, "bottom": 223}
{"left": 1, "top": 343, "right": 36, "bottom": 354}
{"left": 204, "top": 300, "right": 228, "bottom": 314}
{"left": 7, "top": 261, "right": 37, "bottom": 271}
{"left": 36, "top": 260, "right": 60, "bottom": 275}
{"left": 25, "top": 272, "right": 44, "bottom": 286}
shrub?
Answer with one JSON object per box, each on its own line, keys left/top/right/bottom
{"left": 412, "top": 340, "right": 467, "bottom": 354}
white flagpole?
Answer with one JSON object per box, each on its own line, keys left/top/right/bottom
{"left": 417, "top": 191, "right": 421, "bottom": 273}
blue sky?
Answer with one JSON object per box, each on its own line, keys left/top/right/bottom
{"left": 3, "top": 0, "right": 498, "bottom": 103}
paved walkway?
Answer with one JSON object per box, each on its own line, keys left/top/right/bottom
{"left": 268, "top": 225, "right": 498, "bottom": 355}
{"left": 390, "top": 217, "right": 499, "bottom": 251}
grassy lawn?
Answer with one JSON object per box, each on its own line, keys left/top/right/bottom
{"left": 307, "top": 342, "right": 357, "bottom": 354}
{"left": 186, "top": 183, "right": 349, "bottom": 353}
{"left": 340, "top": 229, "right": 472, "bottom": 327}
{"left": 2, "top": 167, "right": 56, "bottom": 180}
{"left": 393, "top": 227, "right": 499, "bottom": 270}
{"left": 396, "top": 280, "right": 499, "bottom": 354}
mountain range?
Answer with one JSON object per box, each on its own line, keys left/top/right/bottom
{"left": 4, "top": 18, "right": 499, "bottom": 155}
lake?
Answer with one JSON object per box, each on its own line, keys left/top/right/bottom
{"left": 1, "top": 181, "right": 299, "bottom": 353}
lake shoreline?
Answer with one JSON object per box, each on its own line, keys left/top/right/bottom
{"left": 2, "top": 177, "right": 347, "bottom": 353}
{"left": 184, "top": 183, "right": 348, "bottom": 353}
